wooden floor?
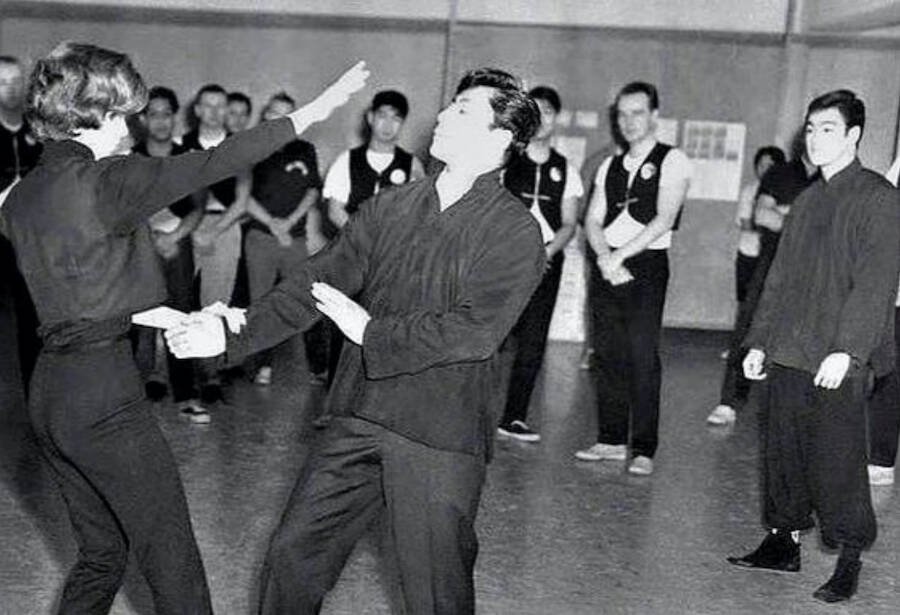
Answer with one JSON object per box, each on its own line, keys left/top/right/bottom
{"left": 2, "top": 330, "right": 899, "bottom": 614}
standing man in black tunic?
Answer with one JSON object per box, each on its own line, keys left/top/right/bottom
{"left": 497, "top": 85, "right": 581, "bottom": 441}
{"left": 0, "top": 41, "right": 367, "bottom": 614}
{"left": 167, "top": 68, "right": 544, "bottom": 615}
{"left": 576, "top": 82, "right": 691, "bottom": 476}
{"left": 728, "top": 90, "right": 900, "bottom": 603}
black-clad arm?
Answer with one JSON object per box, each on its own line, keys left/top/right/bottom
{"left": 833, "top": 186, "right": 900, "bottom": 363}
{"left": 361, "top": 216, "right": 544, "bottom": 378}
{"left": 743, "top": 208, "right": 797, "bottom": 352}
{"left": 223, "top": 192, "right": 378, "bottom": 364}
{"left": 98, "top": 118, "right": 295, "bottom": 234}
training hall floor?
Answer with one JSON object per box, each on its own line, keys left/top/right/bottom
{"left": 2, "top": 330, "right": 899, "bottom": 614}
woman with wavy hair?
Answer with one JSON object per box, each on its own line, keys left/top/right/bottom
{"left": 0, "top": 41, "right": 366, "bottom": 614}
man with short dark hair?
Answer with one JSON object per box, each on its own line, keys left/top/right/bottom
{"left": 729, "top": 89, "right": 899, "bottom": 603}
{"left": 497, "top": 85, "right": 582, "bottom": 442}
{"left": 167, "top": 67, "right": 544, "bottom": 615}
{"left": 131, "top": 85, "right": 207, "bottom": 418}
{"left": 576, "top": 81, "right": 691, "bottom": 476}
{"left": 183, "top": 83, "right": 249, "bottom": 407}
{"left": 226, "top": 90, "right": 252, "bottom": 134}
{"left": 324, "top": 88, "right": 425, "bottom": 228}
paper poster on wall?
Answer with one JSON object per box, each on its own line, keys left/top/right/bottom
{"left": 682, "top": 120, "right": 746, "bottom": 201}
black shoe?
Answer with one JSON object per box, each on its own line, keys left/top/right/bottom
{"left": 813, "top": 558, "right": 861, "bottom": 603}
{"left": 727, "top": 532, "right": 800, "bottom": 572}
{"left": 497, "top": 420, "right": 541, "bottom": 442}
{"left": 145, "top": 380, "right": 168, "bottom": 402}
{"left": 199, "top": 384, "right": 223, "bottom": 405}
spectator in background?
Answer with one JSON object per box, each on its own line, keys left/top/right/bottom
{"left": 324, "top": 89, "right": 425, "bottom": 228}
{"left": 0, "top": 55, "right": 41, "bottom": 400}
{"left": 576, "top": 81, "right": 691, "bottom": 476}
{"left": 226, "top": 90, "right": 252, "bottom": 134}
{"left": 707, "top": 136, "right": 816, "bottom": 426}
{"left": 243, "top": 92, "right": 322, "bottom": 386}
{"left": 496, "top": 85, "right": 582, "bottom": 442}
{"left": 132, "top": 85, "right": 208, "bottom": 421}
{"left": 706, "top": 145, "right": 785, "bottom": 426}
{"left": 183, "top": 83, "right": 251, "bottom": 409}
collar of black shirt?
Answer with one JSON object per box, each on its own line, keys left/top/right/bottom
{"left": 821, "top": 157, "right": 861, "bottom": 187}
{"left": 41, "top": 139, "right": 94, "bottom": 163}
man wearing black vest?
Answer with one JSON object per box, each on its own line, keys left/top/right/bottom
{"left": 323, "top": 89, "right": 425, "bottom": 228}
{"left": 576, "top": 82, "right": 691, "bottom": 476}
{"left": 497, "top": 86, "right": 581, "bottom": 441}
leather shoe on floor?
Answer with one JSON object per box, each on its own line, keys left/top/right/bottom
{"left": 727, "top": 532, "right": 800, "bottom": 573}
{"left": 813, "top": 558, "right": 861, "bottom": 603}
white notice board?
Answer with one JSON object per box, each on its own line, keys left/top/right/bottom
{"left": 682, "top": 120, "right": 746, "bottom": 201}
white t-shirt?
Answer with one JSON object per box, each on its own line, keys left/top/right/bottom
{"left": 323, "top": 149, "right": 405, "bottom": 203}
{"left": 592, "top": 145, "right": 691, "bottom": 250}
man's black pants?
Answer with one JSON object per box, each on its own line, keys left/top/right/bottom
{"left": 590, "top": 250, "right": 669, "bottom": 458}
{"left": 133, "top": 237, "right": 198, "bottom": 402}
{"left": 867, "top": 307, "right": 900, "bottom": 467}
{"left": 258, "top": 417, "right": 485, "bottom": 615}
{"left": 501, "top": 254, "right": 563, "bottom": 425}
{"left": 762, "top": 364, "right": 876, "bottom": 550}
{"left": 30, "top": 339, "right": 211, "bottom": 614}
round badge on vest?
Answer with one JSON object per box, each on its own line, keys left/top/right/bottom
{"left": 389, "top": 168, "right": 408, "bottom": 185}
{"left": 549, "top": 166, "right": 562, "bottom": 183}
{"left": 640, "top": 162, "right": 657, "bottom": 181}
{"left": 285, "top": 160, "right": 309, "bottom": 175}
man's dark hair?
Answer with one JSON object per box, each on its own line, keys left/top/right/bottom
{"left": 371, "top": 90, "right": 408, "bottom": 119}
{"left": 0, "top": 55, "right": 21, "bottom": 68}
{"left": 261, "top": 91, "right": 295, "bottom": 117}
{"left": 753, "top": 145, "right": 785, "bottom": 168}
{"left": 195, "top": 83, "right": 227, "bottom": 101}
{"left": 454, "top": 67, "right": 540, "bottom": 154}
{"left": 807, "top": 89, "right": 865, "bottom": 137}
{"left": 227, "top": 91, "right": 252, "bottom": 115}
{"left": 528, "top": 86, "right": 561, "bottom": 114}
{"left": 146, "top": 86, "right": 179, "bottom": 114}
{"left": 615, "top": 81, "right": 659, "bottom": 111}
{"left": 27, "top": 41, "right": 147, "bottom": 141}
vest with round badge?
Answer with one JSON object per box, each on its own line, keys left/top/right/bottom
{"left": 347, "top": 145, "right": 414, "bottom": 214}
{"left": 503, "top": 148, "right": 567, "bottom": 231}
{"left": 603, "top": 142, "right": 683, "bottom": 231}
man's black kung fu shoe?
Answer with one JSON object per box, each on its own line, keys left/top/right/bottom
{"left": 727, "top": 532, "right": 800, "bottom": 573}
{"left": 813, "top": 558, "right": 861, "bottom": 603}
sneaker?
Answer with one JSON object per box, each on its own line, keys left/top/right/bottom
{"left": 578, "top": 347, "right": 595, "bottom": 370}
{"left": 180, "top": 402, "right": 211, "bottom": 425}
{"left": 727, "top": 531, "right": 801, "bottom": 573}
{"left": 497, "top": 420, "right": 541, "bottom": 442}
{"left": 254, "top": 366, "right": 272, "bottom": 386}
{"left": 868, "top": 464, "right": 895, "bottom": 486}
{"left": 574, "top": 443, "right": 627, "bottom": 461}
{"left": 813, "top": 558, "right": 861, "bottom": 603}
{"left": 707, "top": 404, "right": 736, "bottom": 426}
{"left": 628, "top": 455, "right": 654, "bottom": 475}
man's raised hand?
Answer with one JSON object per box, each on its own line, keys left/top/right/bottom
{"left": 291, "top": 61, "right": 370, "bottom": 130}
